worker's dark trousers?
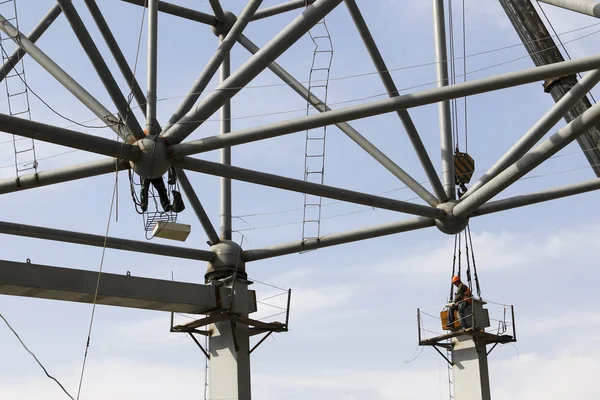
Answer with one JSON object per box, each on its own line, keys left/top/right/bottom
{"left": 140, "top": 177, "right": 171, "bottom": 211}
{"left": 448, "top": 301, "right": 468, "bottom": 329}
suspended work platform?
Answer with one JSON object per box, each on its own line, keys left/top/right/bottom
{"left": 418, "top": 299, "right": 516, "bottom": 348}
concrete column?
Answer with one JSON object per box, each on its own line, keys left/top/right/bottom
{"left": 452, "top": 335, "right": 491, "bottom": 400}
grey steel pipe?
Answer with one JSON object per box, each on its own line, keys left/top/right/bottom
{"left": 432, "top": 0, "right": 455, "bottom": 200}
{"left": 0, "top": 221, "right": 215, "bottom": 261}
{"left": 0, "top": 159, "right": 127, "bottom": 195}
{"left": 209, "top": 0, "right": 226, "bottom": 21}
{"left": 177, "top": 157, "right": 444, "bottom": 219}
{"left": 237, "top": 35, "right": 439, "bottom": 206}
{"left": 164, "top": 0, "right": 344, "bottom": 144}
{"left": 147, "top": 0, "right": 159, "bottom": 136}
{"left": 243, "top": 217, "right": 435, "bottom": 261}
{"left": 170, "top": 53, "right": 600, "bottom": 157}
{"left": 465, "top": 68, "right": 600, "bottom": 197}
{"left": 84, "top": 0, "right": 148, "bottom": 117}
{"left": 538, "top": 0, "right": 600, "bottom": 17}
{"left": 454, "top": 100, "right": 600, "bottom": 217}
{"left": 344, "top": 0, "right": 447, "bottom": 202}
{"left": 0, "top": 114, "right": 139, "bottom": 161}
{"left": 252, "top": 0, "right": 316, "bottom": 20}
{"left": 120, "top": 0, "right": 217, "bottom": 25}
{"left": 175, "top": 169, "right": 220, "bottom": 245}
{"left": 56, "top": 0, "right": 144, "bottom": 142}
{"left": 163, "top": 0, "right": 263, "bottom": 133}
{"left": 0, "top": 3, "right": 63, "bottom": 83}
{"left": 0, "top": 15, "right": 127, "bottom": 140}
{"left": 475, "top": 177, "right": 600, "bottom": 216}
{"left": 220, "top": 45, "right": 232, "bottom": 241}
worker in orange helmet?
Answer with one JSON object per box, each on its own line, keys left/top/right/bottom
{"left": 447, "top": 275, "right": 472, "bottom": 330}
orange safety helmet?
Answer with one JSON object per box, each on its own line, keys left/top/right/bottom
{"left": 451, "top": 275, "right": 461, "bottom": 284}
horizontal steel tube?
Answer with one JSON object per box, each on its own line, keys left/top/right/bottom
{"left": 454, "top": 100, "right": 600, "bottom": 217}
{"left": 538, "top": 0, "right": 600, "bottom": 17}
{"left": 0, "top": 159, "right": 128, "bottom": 195}
{"left": 164, "top": 0, "right": 344, "bottom": 144}
{"left": 251, "top": 0, "right": 316, "bottom": 20}
{"left": 475, "top": 177, "right": 600, "bottom": 216}
{"left": 177, "top": 157, "right": 444, "bottom": 218}
{"left": 0, "top": 220, "right": 215, "bottom": 261}
{"left": 0, "top": 3, "right": 63, "bottom": 82}
{"left": 170, "top": 54, "right": 600, "bottom": 157}
{"left": 120, "top": 0, "right": 217, "bottom": 25}
{"left": 243, "top": 217, "right": 435, "bottom": 261}
{"left": 176, "top": 168, "right": 220, "bottom": 245}
{"left": 0, "top": 113, "right": 139, "bottom": 161}
{"left": 0, "top": 14, "right": 126, "bottom": 139}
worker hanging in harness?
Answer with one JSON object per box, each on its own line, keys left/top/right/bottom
{"left": 138, "top": 130, "right": 185, "bottom": 213}
{"left": 140, "top": 168, "right": 176, "bottom": 212}
{"left": 447, "top": 275, "right": 472, "bottom": 330}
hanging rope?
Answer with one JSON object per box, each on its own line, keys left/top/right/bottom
{"left": 450, "top": 233, "right": 458, "bottom": 299}
{"left": 466, "top": 225, "right": 482, "bottom": 298}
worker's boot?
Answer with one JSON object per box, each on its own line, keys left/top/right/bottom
{"left": 140, "top": 179, "right": 150, "bottom": 212}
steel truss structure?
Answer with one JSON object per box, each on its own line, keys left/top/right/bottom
{"left": 1, "top": 0, "right": 600, "bottom": 399}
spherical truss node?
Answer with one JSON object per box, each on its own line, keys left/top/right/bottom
{"left": 211, "top": 11, "right": 237, "bottom": 37}
{"left": 131, "top": 137, "right": 171, "bottom": 179}
{"left": 435, "top": 201, "right": 469, "bottom": 235}
{"left": 206, "top": 240, "right": 245, "bottom": 281}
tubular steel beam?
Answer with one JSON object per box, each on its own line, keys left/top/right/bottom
{"left": 0, "top": 15, "right": 128, "bottom": 140}
{"left": 176, "top": 157, "right": 444, "bottom": 219}
{"left": 238, "top": 35, "right": 439, "bottom": 206}
{"left": 0, "top": 260, "right": 217, "bottom": 313}
{"left": 147, "top": 0, "right": 159, "bottom": 136}
{"left": 454, "top": 101, "right": 600, "bottom": 217}
{"left": 243, "top": 217, "right": 435, "bottom": 261}
{"left": 176, "top": 168, "right": 221, "bottom": 245}
{"left": 0, "top": 159, "right": 127, "bottom": 195}
{"left": 0, "top": 3, "right": 63, "bottom": 83}
{"left": 343, "top": 0, "right": 447, "bottom": 202}
{"left": 163, "top": 0, "right": 263, "bottom": 133}
{"left": 56, "top": 0, "right": 144, "bottom": 141}
{"left": 538, "top": 0, "right": 600, "bottom": 17}
{"left": 120, "top": 0, "right": 217, "bottom": 25}
{"left": 209, "top": 0, "right": 226, "bottom": 21}
{"left": 465, "top": 68, "right": 600, "bottom": 197}
{"left": 500, "top": 0, "right": 600, "bottom": 176}
{"left": 0, "top": 220, "right": 215, "bottom": 262}
{"left": 220, "top": 42, "right": 233, "bottom": 241}
{"left": 475, "top": 177, "right": 600, "bottom": 216}
{"left": 0, "top": 114, "right": 139, "bottom": 161}
{"left": 169, "top": 54, "right": 600, "bottom": 157}
{"left": 164, "top": 0, "right": 344, "bottom": 144}
{"left": 83, "top": 0, "right": 148, "bottom": 116}
{"left": 252, "top": 0, "right": 316, "bottom": 20}
{"left": 433, "top": 0, "right": 455, "bottom": 200}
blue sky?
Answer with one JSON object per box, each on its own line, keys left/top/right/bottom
{"left": 1, "top": 0, "right": 600, "bottom": 399}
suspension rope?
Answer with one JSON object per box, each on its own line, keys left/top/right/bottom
{"left": 450, "top": 233, "right": 458, "bottom": 299}
{"left": 466, "top": 224, "right": 482, "bottom": 298}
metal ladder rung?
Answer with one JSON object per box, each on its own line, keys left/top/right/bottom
{"left": 15, "top": 148, "right": 34, "bottom": 154}
{"left": 10, "top": 110, "right": 29, "bottom": 117}
{"left": 8, "top": 90, "right": 27, "bottom": 97}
